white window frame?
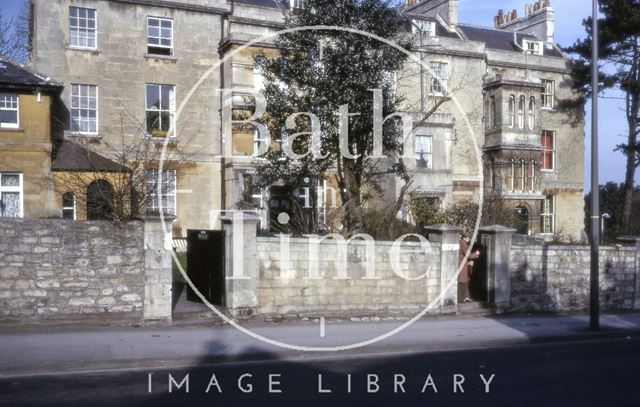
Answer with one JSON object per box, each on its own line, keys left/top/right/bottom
{"left": 69, "top": 6, "right": 97, "bottom": 50}
{"left": 70, "top": 84, "right": 98, "bottom": 135}
{"left": 541, "top": 195, "right": 555, "bottom": 235}
{"left": 253, "top": 129, "right": 268, "bottom": 157}
{"left": 524, "top": 40, "right": 543, "bottom": 56}
{"left": 147, "top": 17, "right": 173, "bottom": 55}
{"left": 541, "top": 79, "right": 555, "bottom": 109}
{"left": 62, "top": 192, "right": 77, "bottom": 220}
{"left": 429, "top": 62, "right": 448, "bottom": 95}
{"left": 413, "top": 20, "right": 436, "bottom": 37}
{"left": 145, "top": 83, "right": 176, "bottom": 137}
{"left": 146, "top": 169, "right": 177, "bottom": 215}
{"left": 541, "top": 130, "right": 556, "bottom": 172}
{"left": 0, "top": 173, "right": 23, "bottom": 218}
{"left": 414, "top": 134, "right": 433, "bottom": 169}
{"left": 0, "top": 93, "right": 19, "bottom": 129}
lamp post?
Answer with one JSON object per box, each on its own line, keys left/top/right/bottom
{"left": 589, "top": 0, "right": 600, "bottom": 331}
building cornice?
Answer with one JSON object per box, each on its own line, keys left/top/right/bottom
{"left": 229, "top": 16, "right": 284, "bottom": 29}
{"left": 101, "top": 0, "right": 229, "bottom": 15}
{"left": 487, "top": 59, "right": 571, "bottom": 74}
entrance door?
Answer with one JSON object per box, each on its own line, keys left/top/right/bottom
{"left": 515, "top": 206, "right": 529, "bottom": 235}
{"left": 186, "top": 230, "right": 225, "bottom": 306}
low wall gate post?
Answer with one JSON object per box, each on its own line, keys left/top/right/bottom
{"left": 425, "top": 224, "right": 462, "bottom": 314}
{"left": 142, "top": 215, "right": 174, "bottom": 324}
{"left": 220, "top": 212, "right": 261, "bottom": 317}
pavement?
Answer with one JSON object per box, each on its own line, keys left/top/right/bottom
{"left": 1, "top": 312, "right": 640, "bottom": 378}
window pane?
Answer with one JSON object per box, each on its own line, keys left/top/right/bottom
{"left": 1, "top": 174, "right": 20, "bottom": 187}
{"left": 0, "top": 192, "right": 20, "bottom": 217}
{"left": 0, "top": 110, "right": 17, "bottom": 125}
{"left": 148, "top": 26, "right": 159, "bottom": 37}
{"left": 146, "top": 85, "right": 159, "bottom": 109}
{"left": 62, "top": 192, "right": 75, "bottom": 207}
{"left": 161, "top": 20, "right": 172, "bottom": 29}
{"left": 160, "top": 112, "right": 171, "bottom": 131}
{"left": 146, "top": 111, "right": 160, "bottom": 131}
{"left": 160, "top": 86, "right": 171, "bottom": 110}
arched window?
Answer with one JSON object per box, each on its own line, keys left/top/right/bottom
{"left": 528, "top": 96, "right": 536, "bottom": 130}
{"left": 488, "top": 95, "right": 496, "bottom": 128}
{"left": 518, "top": 95, "right": 525, "bottom": 129}
{"left": 87, "top": 180, "right": 114, "bottom": 220}
{"left": 529, "top": 159, "right": 536, "bottom": 192}
{"left": 62, "top": 192, "right": 76, "bottom": 220}
{"left": 519, "top": 159, "right": 526, "bottom": 192}
{"left": 506, "top": 158, "right": 516, "bottom": 192}
{"left": 508, "top": 95, "right": 516, "bottom": 128}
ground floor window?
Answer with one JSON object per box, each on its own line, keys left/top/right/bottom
{"left": 0, "top": 173, "right": 23, "bottom": 218}
{"left": 541, "top": 195, "right": 555, "bottom": 234}
{"left": 62, "top": 192, "right": 76, "bottom": 220}
{"left": 146, "top": 169, "right": 176, "bottom": 215}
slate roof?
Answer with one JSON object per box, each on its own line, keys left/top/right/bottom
{"left": 0, "top": 56, "right": 63, "bottom": 91}
{"left": 456, "top": 24, "right": 564, "bottom": 57}
{"left": 52, "top": 140, "right": 129, "bottom": 173}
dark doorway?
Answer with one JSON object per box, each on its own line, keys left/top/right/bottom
{"left": 515, "top": 205, "right": 529, "bottom": 235}
{"left": 186, "top": 230, "right": 225, "bottom": 306}
{"left": 86, "top": 180, "right": 114, "bottom": 220}
{"left": 469, "top": 239, "right": 488, "bottom": 302}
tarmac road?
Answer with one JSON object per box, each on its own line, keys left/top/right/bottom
{"left": 1, "top": 336, "right": 639, "bottom": 407}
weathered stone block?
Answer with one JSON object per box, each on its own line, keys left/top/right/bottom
{"left": 23, "top": 289, "right": 47, "bottom": 297}
{"left": 68, "top": 298, "right": 95, "bottom": 306}
{"left": 121, "top": 293, "right": 141, "bottom": 302}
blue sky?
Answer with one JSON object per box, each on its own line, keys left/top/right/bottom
{"left": 1, "top": 0, "right": 637, "bottom": 189}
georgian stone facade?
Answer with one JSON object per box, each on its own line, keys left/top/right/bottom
{"left": 30, "top": 0, "right": 584, "bottom": 239}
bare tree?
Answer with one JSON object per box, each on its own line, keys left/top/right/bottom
{"left": 0, "top": 1, "right": 29, "bottom": 63}
{"left": 54, "top": 113, "right": 200, "bottom": 221}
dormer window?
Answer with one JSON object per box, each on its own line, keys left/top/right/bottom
{"left": 413, "top": 20, "right": 436, "bottom": 37}
{"left": 523, "top": 39, "right": 543, "bottom": 56}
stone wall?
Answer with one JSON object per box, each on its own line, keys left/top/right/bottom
{"left": 0, "top": 218, "right": 170, "bottom": 324}
{"left": 509, "top": 244, "right": 638, "bottom": 312}
{"left": 255, "top": 236, "right": 442, "bottom": 317}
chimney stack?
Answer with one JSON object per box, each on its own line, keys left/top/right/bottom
{"left": 494, "top": 1, "right": 554, "bottom": 44}
{"left": 406, "top": 0, "right": 458, "bottom": 26}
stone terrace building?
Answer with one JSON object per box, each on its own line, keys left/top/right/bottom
{"left": 30, "top": 0, "right": 584, "bottom": 239}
